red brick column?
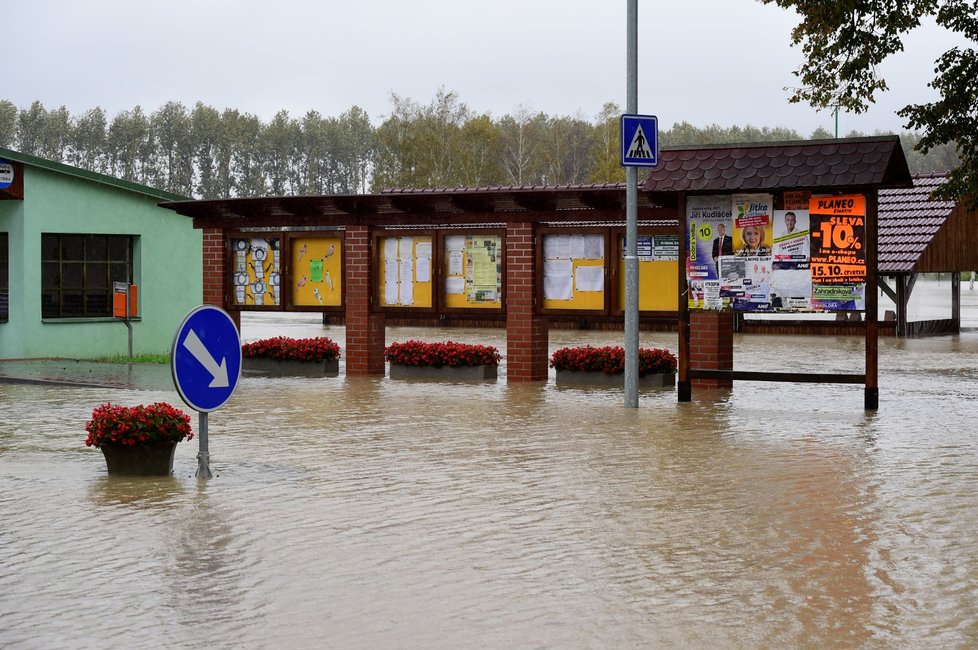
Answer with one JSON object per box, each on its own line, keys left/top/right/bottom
{"left": 202, "top": 228, "right": 239, "bottom": 328}
{"left": 505, "top": 223, "right": 548, "bottom": 382}
{"left": 344, "top": 225, "right": 386, "bottom": 375}
{"left": 690, "top": 310, "right": 733, "bottom": 388}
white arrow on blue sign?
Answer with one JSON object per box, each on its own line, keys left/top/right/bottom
{"left": 171, "top": 305, "right": 242, "bottom": 413}
{"left": 620, "top": 114, "right": 659, "bottom": 167}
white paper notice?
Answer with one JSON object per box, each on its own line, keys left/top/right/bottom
{"left": 445, "top": 235, "right": 465, "bottom": 252}
{"left": 543, "top": 235, "right": 560, "bottom": 259}
{"left": 445, "top": 276, "right": 465, "bottom": 295}
{"left": 384, "top": 238, "right": 399, "bottom": 260}
{"left": 399, "top": 259, "right": 414, "bottom": 304}
{"left": 415, "top": 241, "right": 432, "bottom": 259}
{"left": 416, "top": 257, "right": 431, "bottom": 282}
{"left": 575, "top": 265, "right": 604, "bottom": 292}
{"left": 449, "top": 250, "right": 463, "bottom": 275}
{"left": 544, "top": 259, "right": 573, "bottom": 279}
{"left": 583, "top": 235, "right": 604, "bottom": 260}
{"left": 568, "top": 235, "right": 587, "bottom": 259}
{"left": 399, "top": 237, "right": 413, "bottom": 259}
{"left": 544, "top": 274, "right": 574, "bottom": 300}
{"left": 384, "top": 278, "right": 399, "bottom": 305}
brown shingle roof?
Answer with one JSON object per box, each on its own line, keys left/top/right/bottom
{"left": 878, "top": 173, "right": 956, "bottom": 273}
{"left": 641, "top": 136, "right": 912, "bottom": 196}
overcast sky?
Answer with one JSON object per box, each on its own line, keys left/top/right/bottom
{"left": 6, "top": 0, "right": 962, "bottom": 137}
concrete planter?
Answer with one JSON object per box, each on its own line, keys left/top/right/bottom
{"left": 100, "top": 441, "right": 177, "bottom": 476}
{"left": 388, "top": 363, "right": 498, "bottom": 382}
{"left": 243, "top": 357, "right": 339, "bottom": 377}
{"left": 555, "top": 370, "right": 675, "bottom": 389}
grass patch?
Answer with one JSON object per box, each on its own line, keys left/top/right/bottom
{"left": 94, "top": 353, "right": 170, "bottom": 365}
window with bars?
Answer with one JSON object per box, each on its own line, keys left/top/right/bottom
{"left": 41, "top": 234, "right": 134, "bottom": 318}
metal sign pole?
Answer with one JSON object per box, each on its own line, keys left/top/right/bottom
{"left": 624, "top": 0, "right": 639, "bottom": 408}
{"left": 196, "top": 411, "right": 212, "bottom": 478}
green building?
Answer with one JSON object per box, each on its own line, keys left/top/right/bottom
{"left": 0, "top": 148, "right": 202, "bottom": 358}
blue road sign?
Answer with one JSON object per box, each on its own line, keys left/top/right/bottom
{"left": 621, "top": 114, "right": 659, "bottom": 167}
{"left": 171, "top": 305, "right": 242, "bottom": 413}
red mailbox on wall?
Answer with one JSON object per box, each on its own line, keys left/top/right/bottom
{"left": 113, "top": 283, "right": 138, "bottom": 318}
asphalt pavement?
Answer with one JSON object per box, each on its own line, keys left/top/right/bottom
{"left": 0, "top": 359, "right": 176, "bottom": 391}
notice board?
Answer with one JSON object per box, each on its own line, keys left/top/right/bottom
{"left": 542, "top": 233, "right": 606, "bottom": 311}
{"left": 617, "top": 234, "right": 679, "bottom": 312}
{"left": 443, "top": 233, "right": 503, "bottom": 310}
{"left": 290, "top": 235, "right": 343, "bottom": 308}
{"left": 378, "top": 235, "right": 433, "bottom": 308}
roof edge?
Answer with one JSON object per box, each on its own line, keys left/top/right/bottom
{"left": 0, "top": 146, "right": 189, "bottom": 202}
{"left": 659, "top": 134, "right": 901, "bottom": 152}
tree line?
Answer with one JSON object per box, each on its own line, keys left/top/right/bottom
{"left": 0, "top": 90, "right": 961, "bottom": 199}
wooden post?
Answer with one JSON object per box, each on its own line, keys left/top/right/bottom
{"left": 677, "top": 193, "right": 691, "bottom": 402}
{"left": 865, "top": 191, "right": 879, "bottom": 410}
{"left": 952, "top": 271, "right": 961, "bottom": 332}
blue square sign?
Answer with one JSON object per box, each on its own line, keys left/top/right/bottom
{"left": 621, "top": 114, "right": 658, "bottom": 167}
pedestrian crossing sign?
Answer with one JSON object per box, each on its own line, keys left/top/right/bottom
{"left": 620, "top": 114, "right": 658, "bottom": 167}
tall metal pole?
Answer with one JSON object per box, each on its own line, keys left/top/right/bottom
{"left": 624, "top": 0, "right": 640, "bottom": 407}
{"left": 196, "top": 412, "right": 212, "bottom": 479}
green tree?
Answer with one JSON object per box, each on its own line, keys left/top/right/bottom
{"left": 16, "top": 101, "right": 48, "bottom": 156}
{"left": 760, "top": 0, "right": 978, "bottom": 206}
{"left": 263, "top": 110, "right": 300, "bottom": 195}
{"left": 151, "top": 101, "right": 193, "bottom": 195}
{"left": 0, "top": 100, "right": 17, "bottom": 148}
{"left": 588, "top": 102, "right": 624, "bottom": 184}
{"left": 107, "top": 106, "right": 152, "bottom": 183}
{"left": 337, "top": 106, "right": 375, "bottom": 193}
{"left": 69, "top": 107, "right": 108, "bottom": 173}
{"left": 496, "top": 106, "right": 547, "bottom": 186}
{"left": 38, "top": 105, "right": 71, "bottom": 161}
{"left": 190, "top": 102, "right": 224, "bottom": 198}
{"left": 227, "top": 110, "right": 266, "bottom": 197}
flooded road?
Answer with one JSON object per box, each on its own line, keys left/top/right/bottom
{"left": 2, "top": 283, "right": 978, "bottom": 648}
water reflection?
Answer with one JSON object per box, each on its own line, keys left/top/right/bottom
{"left": 3, "top": 310, "right": 978, "bottom": 647}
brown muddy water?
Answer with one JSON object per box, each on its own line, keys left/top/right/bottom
{"left": 2, "top": 282, "right": 978, "bottom": 648}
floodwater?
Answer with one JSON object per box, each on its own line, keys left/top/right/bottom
{"left": 2, "top": 281, "right": 978, "bottom": 648}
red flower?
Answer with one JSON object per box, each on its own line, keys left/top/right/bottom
{"left": 241, "top": 336, "right": 341, "bottom": 363}
{"left": 384, "top": 340, "right": 501, "bottom": 368}
{"left": 549, "top": 345, "right": 677, "bottom": 375}
{"left": 84, "top": 402, "right": 194, "bottom": 449}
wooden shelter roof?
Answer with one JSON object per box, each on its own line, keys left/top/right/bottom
{"left": 641, "top": 135, "right": 912, "bottom": 199}
{"left": 878, "top": 174, "right": 956, "bottom": 273}
{"left": 159, "top": 182, "right": 671, "bottom": 228}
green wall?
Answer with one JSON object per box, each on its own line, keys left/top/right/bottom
{"left": 1, "top": 165, "right": 202, "bottom": 358}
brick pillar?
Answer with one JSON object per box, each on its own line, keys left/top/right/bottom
{"left": 690, "top": 310, "right": 733, "bottom": 389}
{"left": 505, "top": 223, "right": 548, "bottom": 381}
{"left": 344, "top": 225, "right": 386, "bottom": 375}
{"left": 202, "top": 228, "right": 239, "bottom": 328}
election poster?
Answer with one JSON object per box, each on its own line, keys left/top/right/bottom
{"left": 808, "top": 194, "right": 867, "bottom": 310}
{"left": 686, "top": 195, "right": 733, "bottom": 309}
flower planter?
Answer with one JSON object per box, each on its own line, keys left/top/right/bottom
{"left": 100, "top": 441, "right": 178, "bottom": 476}
{"left": 555, "top": 370, "right": 676, "bottom": 388}
{"left": 243, "top": 357, "right": 339, "bottom": 377}
{"left": 388, "top": 363, "right": 498, "bottom": 382}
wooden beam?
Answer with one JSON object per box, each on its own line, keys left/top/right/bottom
{"left": 689, "top": 370, "right": 866, "bottom": 384}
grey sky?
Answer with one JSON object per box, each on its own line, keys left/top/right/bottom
{"left": 6, "top": 0, "right": 961, "bottom": 136}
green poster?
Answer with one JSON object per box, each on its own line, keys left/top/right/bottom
{"left": 310, "top": 259, "right": 323, "bottom": 283}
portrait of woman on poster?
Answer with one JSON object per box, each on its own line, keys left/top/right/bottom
{"left": 737, "top": 225, "right": 771, "bottom": 256}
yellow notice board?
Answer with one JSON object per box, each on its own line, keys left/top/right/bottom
{"left": 379, "top": 235, "right": 433, "bottom": 308}
{"left": 444, "top": 234, "right": 502, "bottom": 309}
{"left": 230, "top": 236, "right": 281, "bottom": 307}
{"left": 291, "top": 236, "right": 342, "bottom": 307}
{"left": 542, "top": 233, "right": 606, "bottom": 311}
{"left": 618, "top": 234, "right": 679, "bottom": 311}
